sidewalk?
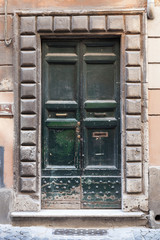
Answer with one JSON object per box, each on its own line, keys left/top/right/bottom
{"left": 0, "top": 225, "right": 160, "bottom": 240}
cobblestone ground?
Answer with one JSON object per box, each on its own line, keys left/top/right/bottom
{"left": 0, "top": 226, "right": 160, "bottom": 240}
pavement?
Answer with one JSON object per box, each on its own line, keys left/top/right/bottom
{"left": 0, "top": 226, "right": 160, "bottom": 240}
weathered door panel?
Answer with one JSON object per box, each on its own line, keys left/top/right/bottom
{"left": 42, "top": 39, "right": 121, "bottom": 209}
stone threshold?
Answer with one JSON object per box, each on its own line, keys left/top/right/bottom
{"left": 11, "top": 209, "right": 145, "bottom": 218}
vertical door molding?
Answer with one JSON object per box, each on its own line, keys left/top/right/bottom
{"left": 13, "top": 11, "right": 148, "bottom": 212}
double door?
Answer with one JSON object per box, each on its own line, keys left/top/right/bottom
{"left": 42, "top": 39, "right": 121, "bottom": 209}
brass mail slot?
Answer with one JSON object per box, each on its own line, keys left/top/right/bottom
{"left": 56, "top": 113, "right": 68, "bottom": 117}
{"left": 92, "top": 132, "right": 108, "bottom": 138}
{"left": 94, "top": 112, "right": 107, "bottom": 117}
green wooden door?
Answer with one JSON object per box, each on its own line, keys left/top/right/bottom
{"left": 41, "top": 39, "right": 121, "bottom": 209}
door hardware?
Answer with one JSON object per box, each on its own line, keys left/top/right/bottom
{"left": 94, "top": 112, "right": 107, "bottom": 117}
{"left": 92, "top": 132, "right": 108, "bottom": 138}
{"left": 56, "top": 113, "right": 68, "bottom": 117}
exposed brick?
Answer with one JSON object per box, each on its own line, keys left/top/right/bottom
{"left": 0, "top": 42, "right": 12, "bottom": 65}
{"left": 20, "top": 36, "right": 36, "bottom": 50}
{"left": 21, "top": 114, "right": 37, "bottom": 130}
{"left": 20, "top": 162, "right": 36, "bottom": 177}
{"left": 21, "top": 130, "right": 36, "bottom": 145}
{"left": 54, "top": 16, "right": 70, "bottom": 32}
{"left": 126, "top": 51, "right": 141, "bottom": 66}
{"left": 21, "top": 99, "right": 36, "bottom": 114}
{"left": 72, "top": 16, "right": 88, "bottom": 32}
{"left": 21, "top": 84, "right": 36, "bottom": 99}
{"left": 126, "top": 163, "right": 142, "bottom": 177}
{"left": 125, "top": 15, "right": 141, "bottom": 33}
{"left": 0, "top": 66, "right": 13, "bottom": 91}
{"left": 126, "top": 131, "right": 141, "bottom": 146}
{"left": 21, "top": 68, "right": 36, "bottom": 83}
{"left": 126, "top": 99, "right": 141, "bottom": 114}
{"left": 90, "top": 16, "right": 106, "bottom": 31}
{"left": 20, "top": 146, "right": 36, "bottom": 161}
{"left": 20, "top": 17, "right": 36, "bottom": 34}
{"left": 37, "top": 16, "right": 53, "bottom": 32}
{"left": 126, "top": 83, "right": 141, "bottom": 98}
{"left": 107, "top": 16, "right": 124, "bottom": 31}
{"left": 125, "top": 35, "right": 140, "bottom": 50}
{"left": 126, "top": 178, "right": 142, "bottom": 193}
{"left": 126, "top": 115, "right": 141, "bottom": 130}
{"left": 126, "top": 147, "right": 142, "bottom": 162}
{"left": 125, "top": 67, "right": 141, "bottom": 82}
{"left": 0, "top": 15, "right": 12, "bottom": 40}
{"left": 20, "top": 177, "right": 36, "bottom": 192}
{"left": 21, "top": 51, "right": 36, "bottom": 67}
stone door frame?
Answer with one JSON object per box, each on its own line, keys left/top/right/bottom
{"left": 13, "top": 10, "right": 148, "bottom": 212}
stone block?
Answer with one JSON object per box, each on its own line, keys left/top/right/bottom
{"left": 21, "top": 84, "right": 36, "bottom": 98}
{"left": 0, "top": 15, "right": 12, "bottom": 40}
{"left": 21, "top": 67, "right": 36, "bottom": 83}
{"left": 0, "top": 66, "right": 13, "bottom": 91}
{"left": 125, "top": 15, "right": 140, "bottom": 33}
{"left": 20, "top": 162, "right": 36, "bottom": 177}
{"left": 126, "top": 178, "right": 142, "bottom": 193}
{"left": 126, "top": 163, "right": 142, "bottom": 177}
{"left": 20, "top": 36, "right": 36, "bottom": 50}
{"left": 126, "top": 131, "right": 141, "bottom": 146}
{"left": 21, "top": 99, "right": 36, "bottom": 114}
{"left": 125, "top": 35, "right": 140, "bottom": 50}
{"left": 21, "top": 130, "right": 36, "bottom": 145}
{"left": 54, "top": 16, "right": 70, "bottom": 32}
{"left": 126, "top": 115, "right": 141, "bottom": 130}
{"left": 107, "top": 15, "right": 124, "bottom": 31}
{"left": 20, "top": 146, "right": 36, "bottom": 161}
{"left": 148, "top": 64, "right": 160, "bottom": 88}
{"left": 0, "top": 42, "right": 12, "bottom": 65}
{"left": 126, "top": 99, "right": 141, "bottom": 114}
{"left": 149, "top": 116, "right": 160, "bottom": 166}
{"left": 126, "top": 83, "right": 141, "bottom": 98}
{"left": 21, "top": 114, "right": 37, "bottom": 129}
{"left": 148, "top": 38, "right": 160, "bottom": 62}
{"left": 149, "top": 167, "right": 160, "bottom": 228}
{"left": 0, "top": 189, "right": 12, "bottom": 224}
{"left": 21, "top": 51, "right": 36, "bottom": 67}
{"left": 126, "top": 147, "right": 142, "bottom": 162}
{"left": 90, "top": 16, "right": 106, "bottom": 31}
{"left": 20, "top": 177, "right": 36, "bottom": 192}
{"left": 126, "top": 51, "right": 140, "bottom": 66}
{"left": 72, "top": 16, "right": 88, "bottom": 32}
{"left": 149, "top": 90, "right": 160, "bottom": 115}
{"left": 37, "top": 16, "right": 53, "bottom": 32}
{"left": 125, "top": 67, "right": 141, "bottom": 82}
{"left": 20, "top": 17, "right": 36, "bottom": 34}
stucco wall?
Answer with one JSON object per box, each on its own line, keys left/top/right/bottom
{"left": 0, "top": 0, "right": 146, "bottom": 13}
{"left": 148, "top": 6, "right": 160, "bottom": 166}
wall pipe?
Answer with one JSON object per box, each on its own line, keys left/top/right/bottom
{"left": 4, "top": 0, "right": 12, "bottom": 47}
{"left": 147, "top": 0, "right": 155, "bottom": 19}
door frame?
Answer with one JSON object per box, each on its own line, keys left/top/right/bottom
{"left": 13, "top": 11, "right": 148, "bottom": 213}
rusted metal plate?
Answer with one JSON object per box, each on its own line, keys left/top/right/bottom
{"left": 0, "top": 103, "right": 13, "bottom": 116}
{"left": 81, "top": 177, "right": 121, "bottom": 208}
{"left": 41, "top": 177, "right": 80, "bottom": 209}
